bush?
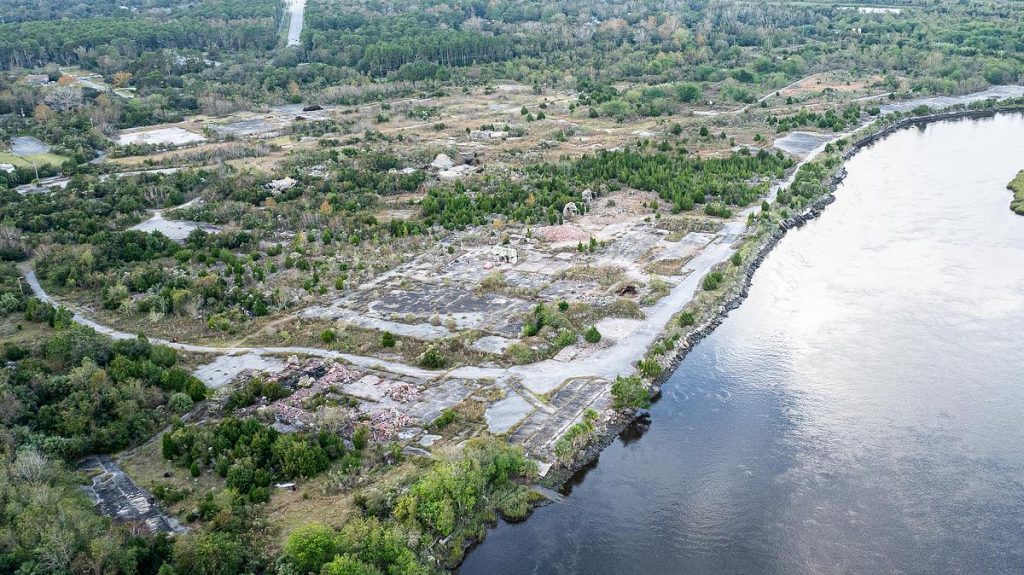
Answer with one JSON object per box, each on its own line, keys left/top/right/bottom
{"left": 637, "top": 357, "right": 663, "bottom": 379}
{"left": 352, "top": 424, "right": 370, "bottom": 450}
{"left": 320, "top": 329, "right": 337, "bottom": 344}
{"left": 702, "top": 271, "right": 724, "bottom": 291}
{"left": 284, "top": 522, "right": 338, "bottom": 575}
{"left": 168, "top": 392, "right": 194, "bottom": 414}
{"left": 419, "top": 346, "right": 445, "bottom": 369}
{"left": 506, "top": 343, "right": 534, "bottom": 365}
{"left": 554, "top": 329, "right": 576, "bottom": 348}
{"left": 380, "top": 331, "right": 395, "bottom": 348}
{"left": 730, "top": 251, "right": 742, "bottom": 266}
{"left": 678, "top": 310, "right": 696, "bottom": 327}
{"left": 611, "top": 375, "right": 650, "bottom": 410}
{"left": 584, "top": 325, "right": 602, "bottom": 343}
{"left": 150, "top": 345, "right": 177, "bottom": 368}
{"left": 431, "top": 409, "right": 457, "bottom": 431}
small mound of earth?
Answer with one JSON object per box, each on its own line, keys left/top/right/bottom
{"left": 536, "top": 224, "right": 591, "bottom": 243}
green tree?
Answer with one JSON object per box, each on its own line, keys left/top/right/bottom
{"left": 285, "top": 523, "right": 339, "bottom": 575}
{"left": 172, "top": 532, "right": 245, "bottom": 575}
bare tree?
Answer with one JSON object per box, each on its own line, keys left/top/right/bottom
{"left": 45, "top": 85, "right": 83, "bottom": 112}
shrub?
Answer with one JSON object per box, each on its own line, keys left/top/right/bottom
{"left": 506, "top": 343, "right": 534, "bottom": 364}
{"left": 611, "top": 375, "right": 650, "bottom": 410}
{"left": 730, "top": 251, "right": 742, "bottom": 266}
{"left": 431, "top": 408, "right": 457, "bottom": 431}
{"left": 419, "top": 347, "right": 446, "bottom": 369}
{"left": 479, "top": 271, "right": 506, "bottom": 291}
{"left": 284, "top": 522, "right": 339, "bottom": 575}
{"left": 678, "top": 310, "right": 696, "bottom": 327}
{"left": 637, "top": 357, "right": 663, "bottom": 379}
{"left": 149, "top": 344, "right": 177, "bottom": 368}
{"left": 584, "top": 325, "right": 601, "bottom": 343}
{"left": 320, "top": 329, "right": 337, "bottom": 344}
{"left": 380, "top": 331, "right": 395, "bottom": 348}
{"left": 702, "top": 271, "right": 724, "bottom": 291}
{"left": 554, "top": 329, "right": 576, "bottom": 348}
{"left": 168, "top": 392, "right": 194, "bottom": 414}
{"left": 352, "top": 424, "right": 370, "bottom": 450}
{"left": 704, "top": 202, "right": 732, "bottom": 218}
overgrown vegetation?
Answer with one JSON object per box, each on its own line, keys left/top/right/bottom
{"left": 1008, "top": 170, "right": 1024, "bottom": 215}
{"left": 611, "top": 375, "right": 651, "bottom": 410}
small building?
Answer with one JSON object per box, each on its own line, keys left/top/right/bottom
{"left": 492, "top": 245, "right": 518, "bottom": 264}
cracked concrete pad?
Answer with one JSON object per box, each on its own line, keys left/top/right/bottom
{"left": 419, "top": 434, "right": 442, "bottom": 447}
{"left": 485, "top": 391, "right": 534, "bottom": 434}
{"left": 471, "top": 335, "right": 516, "bottom": 354}
{"left": 78, "top": 456, "right": 185, "bottom": 533}
{"left": 193, "top": 353, "right": 286, "bottom": 389}
{"left": 407, "top": 379, "right": 472, "bottom": 424}
{"left": 594, "top": 317, "right": 642, "bottom": 340}
{"left": 117, "top": 127, "right": 205, "bottom": 147}
{"left": 301, "top": 306, "right": 450, "bottom": 341}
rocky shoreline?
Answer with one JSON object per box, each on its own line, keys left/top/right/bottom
{"left": 544, "top": 104, "right": 1024, "bottom": 492}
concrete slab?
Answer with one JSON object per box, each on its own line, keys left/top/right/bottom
{"left": 485, "top": 391, "right": 534, "bottom": 434}
{"left": 78, "top": 456, "right": 185, "bottom": 533}
{"left": 193, "top": 353, "right": 286, "bottom": 389}
{"left": 118, "top": 127, "right": 205, "bottom": 147}
{"left": 419, "top": 434, "right": 441, "bottom": 447}
{"left": 471, "top": 335, "right": 516, "bottom": 354}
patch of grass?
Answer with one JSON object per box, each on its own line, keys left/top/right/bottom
{"left": 430, "top": 408, "right": 457, "bottom": 431}
{"left": 558, "top": 264, "right": 625, "bottom": 288}
{"left": 0, "top": 151, "right": 68, "bottom": 168}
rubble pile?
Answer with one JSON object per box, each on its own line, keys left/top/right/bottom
{"left": 385, "top": 381, "right": 421, "bottom": 403}
{"left": 369, "top": 409, "right": 413, "bottom": 440}
{"left": 236, "top": 359, "right": 363, "bottom": 430}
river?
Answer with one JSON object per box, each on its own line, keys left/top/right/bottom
{"left": 461, "top": 113, "right": 1024, "bottom": 574}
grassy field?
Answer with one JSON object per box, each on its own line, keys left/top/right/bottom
{"left": 0, "top": 150, "right": 68, "bottom": 168}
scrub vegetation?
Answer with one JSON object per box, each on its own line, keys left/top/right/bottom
{"left": 1008, "top": 170, "right": 1024, "bottom": 215}
{"left": 1, "top": 0, "right": 1023, "bottom": 573}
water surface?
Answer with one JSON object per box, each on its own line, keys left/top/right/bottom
{"left": 461, "top": 113, "right": 1024, "bottom": 574}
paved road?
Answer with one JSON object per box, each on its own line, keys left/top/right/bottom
{"left": 286, "top": 0, "right": 305, "bottom": 46}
